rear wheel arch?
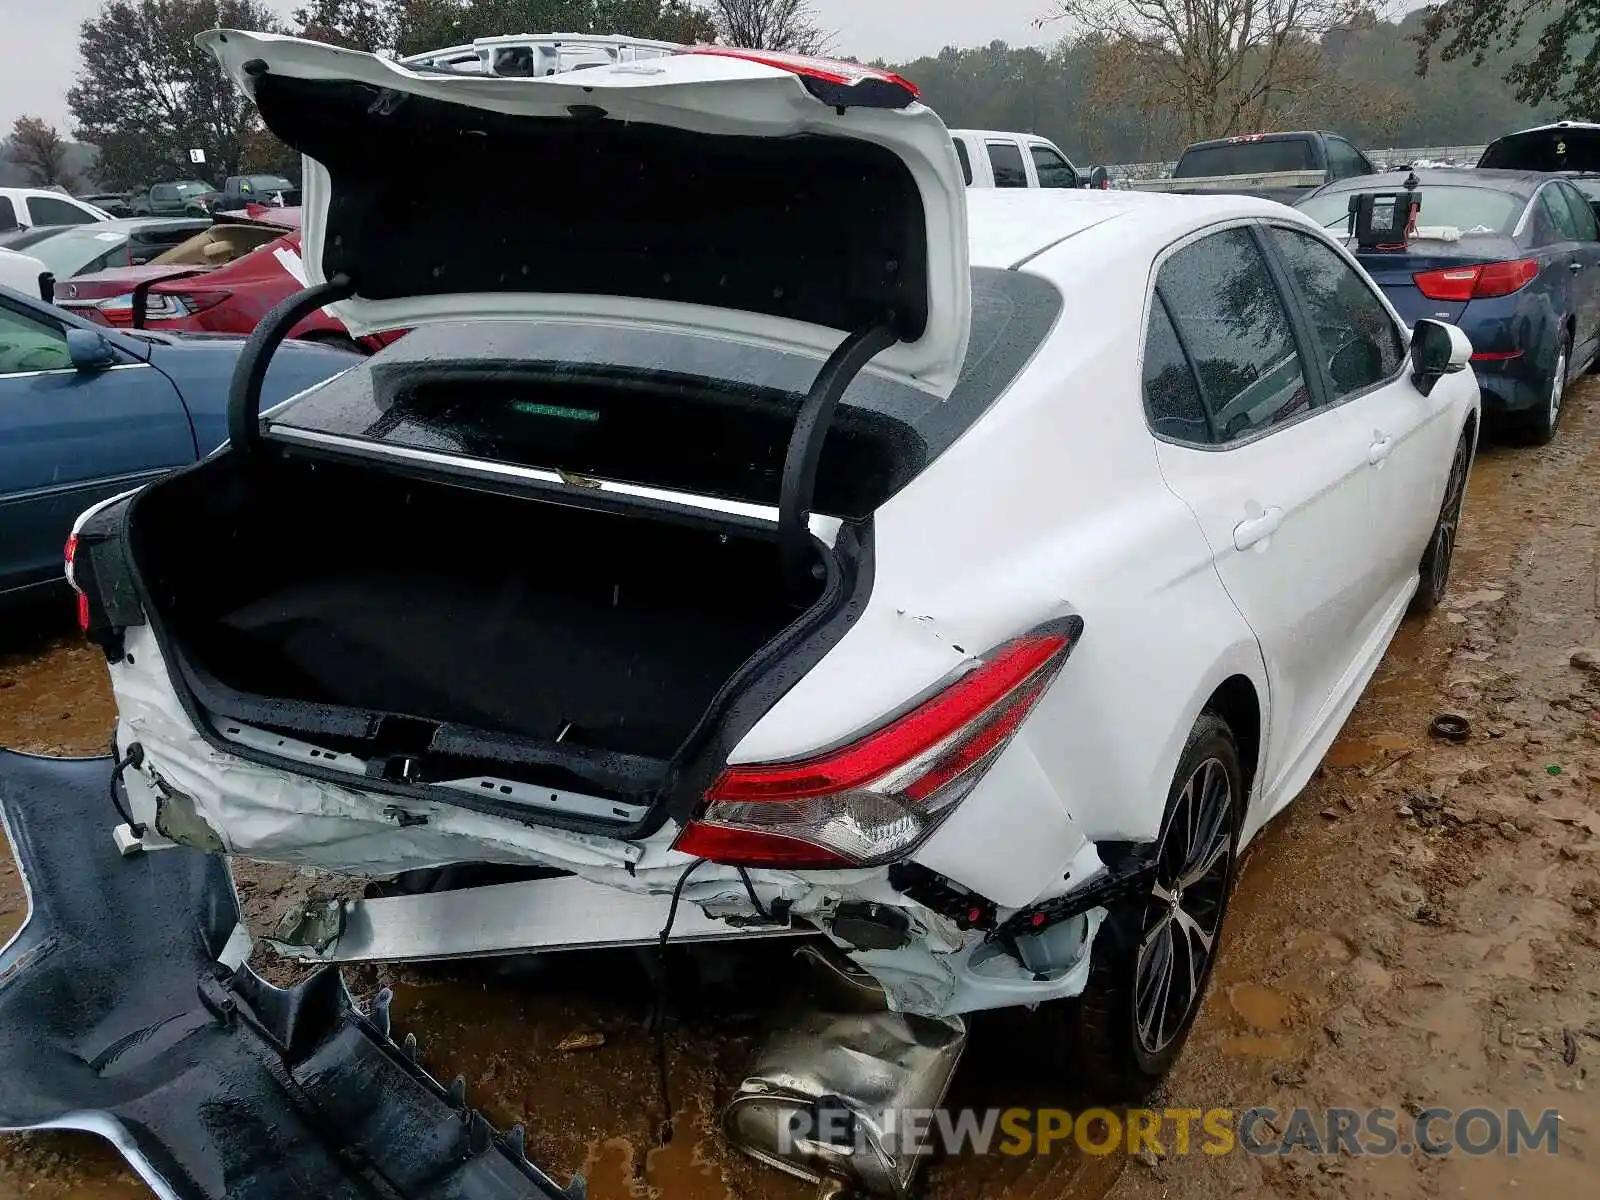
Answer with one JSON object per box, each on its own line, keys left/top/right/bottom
{"left": 1204, "top": 674, "right": 1261, "bottom": 796}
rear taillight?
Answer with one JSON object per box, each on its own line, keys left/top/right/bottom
{"left": 155, "top": 288, "right": 229, "bottom": 315}
{"left": 63, "top": 496, "right": 145, "bottom": 651}
{"left": 676, "top": 46, "right": 920, "bottom": 107}
{"left": 63, "top": 534, "right": 89, "bottom": 631}
{"left": 672, "top": 624, "right": 1081, "bottom": 868}
{"left": 1413, "top": 258, "right": 1538, "bottom": 302}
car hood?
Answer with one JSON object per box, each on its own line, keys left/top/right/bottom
{"left": 198, "top": 30, "right": 971, "bottom": 396}
{"left": 1479, "top": 121, "right": 1600, "bottom": 171}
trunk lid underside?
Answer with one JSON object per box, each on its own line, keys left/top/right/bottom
{"left": 199, "top": 29, "right": 973, "bottom": 396}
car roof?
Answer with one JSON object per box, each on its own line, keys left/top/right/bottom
{"left": 1491, "top": 119, "right": 1600, "bottom": 139}
{"left": 949, "top": 129, "right": 1056, "bottom": 141}
{"left": 1310, "top": 168, "right": 1547, "bottom": 198}
{"left": 964, "top": 188, "right": 1302, "bottom": 270}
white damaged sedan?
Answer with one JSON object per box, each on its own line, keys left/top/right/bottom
{"left": 61, "top": 32, "right": 1478, "bottom": 1099}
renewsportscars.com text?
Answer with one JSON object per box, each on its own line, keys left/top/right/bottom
{"left": 779, "top": 1106, "right": 1561, "bottom": 1158}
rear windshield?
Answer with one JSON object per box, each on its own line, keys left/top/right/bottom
{"left": 1298, "top": 184, "right": 1523, "bottom": 235}
{"left": 268, "top": 268, "right": 1061, "bottom": 518}
{"left": 15, "top": 227, "right": 127, "bottom": 277}
{"left": 1175, "top": 139, "right": 1314, "bottom": 178}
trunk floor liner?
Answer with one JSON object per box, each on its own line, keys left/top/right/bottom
{"left": 208, "top": 567, "right": 785, "bottom": 758}
{"left": 0, "top": 749, "right": 580, "bottom": 1200}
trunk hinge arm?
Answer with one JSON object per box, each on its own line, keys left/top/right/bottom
{"left": 227, "top": 274, "right": 356, "bottom": 453}
{"left": 778, "top": 322, "right": 899, "bottom": 603}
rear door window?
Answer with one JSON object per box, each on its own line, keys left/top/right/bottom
{"left": 1155, "top": 227, "right": 1311, "bottom": 443}
{"left": 1558, "top": 182, "right": 1599, "bottom": 241}
{"left": 1029, "top": 144, "right": 1078, "bottom": 188}
{"left": 986, "top": 141, "right": 1028, "bottom": 188}
{"left": 0, "top": 198, "right": 15, "bottom": 231}
{"left": 1540, "top": 186, "right": 1581, "bottom": 243}
{"left": 1269, "top": 226, "right": 1404, "bottom": 399}
{"left": 1323, "top": 137, "right": 1370, "bottom": 180}
{"left": 951, "top": 138, "right": 973, "bottom": 186}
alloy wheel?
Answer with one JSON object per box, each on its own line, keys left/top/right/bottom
{"left": 1550, "top": 345, "right": 1568, "bottom": 426}
{"left": 1133, "top": 757, "right": 1235, "bottom": 1055}
{"left": 1426, "top": 435, "right": 1471, "bottom": 603}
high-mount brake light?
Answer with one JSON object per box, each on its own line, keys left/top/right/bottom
{"left": 672, "top": 624, "right": 1082, "bottom": 868}
{"left": 675, "top": 46, "right": 921, "bottom": 108}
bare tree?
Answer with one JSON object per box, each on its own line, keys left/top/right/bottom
{"left": 704, "top": 0, "right": 833, "bottom": 54}
{"left": 1041, "top": 0, "right": 1372, "bottom": 142}
{"left": 8, "top": 117, "right": 76, "bottom": 188}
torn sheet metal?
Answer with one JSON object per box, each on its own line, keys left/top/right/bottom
{"left": 0, "top": 749, "right": 578, "bottom": 1200}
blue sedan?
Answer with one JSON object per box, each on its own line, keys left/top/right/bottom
{"left": 1298, "top": 169, "right": 1600, "bottom": 443}
{"left": 0, "top": 283, "right": 357, "bottom": 601}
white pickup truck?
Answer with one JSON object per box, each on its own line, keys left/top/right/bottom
{"left": 948, "top": 129, "right": 1107, "bottom": 190}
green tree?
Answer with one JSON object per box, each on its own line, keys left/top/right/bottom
{"left": 7, "top": 117, "right": 77, "bottom": 188}
{"left": 294, "top": 0, "right": 397, "bottom": 50}
{"left": 67, "top": 0, "right": 284, "bottom": 189}
{"left": 703, "top": 0, "right": 831, "bottom": 53}
{"left": 390, "top": 1, "right": 714, "bottom": 58}
{"left": 1414, "top": 0, "right": 1600, "bottom": 117}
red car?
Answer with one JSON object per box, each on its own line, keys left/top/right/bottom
{"left": 57, "top": 209, "right": 401, "bottom": 353}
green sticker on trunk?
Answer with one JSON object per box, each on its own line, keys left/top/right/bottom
{"left": 509, "top": 401, "right": 600, "bottom": 422}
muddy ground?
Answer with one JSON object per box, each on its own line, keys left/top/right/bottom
{"left": 0, "top": 385, "right": 1597, "bottom": 1200}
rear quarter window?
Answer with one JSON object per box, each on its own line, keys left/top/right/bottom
{"left": 268, "top": 269, "right": 1063, "bottom": 517}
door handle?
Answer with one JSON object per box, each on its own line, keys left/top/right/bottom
{"left": 1571, "top": 261, "right": 1584, "bottom": 273}
{"left": 1369, "top": 433, "right": 1394, "bottom": 465}
{"left": 1233, "top": 506, "right": 1284, "bottom": 551}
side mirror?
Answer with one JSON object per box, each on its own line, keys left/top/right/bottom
{"left": 1088, "top": 165, "right": 1110, "bottom": 191}
{"left": 1410, "top": 318, "right": 1471, "bottom": 396}
{"left": 66, "top": 328, "right": 117, "bottom": 372}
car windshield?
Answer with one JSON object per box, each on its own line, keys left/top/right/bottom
{"left": 242, "top": 176, "right": 292, "bottom": 191}
{"left": 14, "top": 227, "right": 127, "bottom": 277}
{"left": 1567, "top": 176, "right": 1600, "bottom": 200}
{"left": 1298, "top": 184, "right": 1523, "bottom": 235}
{"left": 1175, "top": 139, "right": 1314, "bottom": 178}
{"left": 172, "top": 182, "right": 212, "bottom": 196}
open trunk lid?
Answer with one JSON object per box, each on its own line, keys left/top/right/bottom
{"left": 199, "top": 30, "right": 972, "bottom": 396}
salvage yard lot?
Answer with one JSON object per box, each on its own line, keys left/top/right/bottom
{"left": 1, "top": 389, "right": 1598, "bottom": 1200}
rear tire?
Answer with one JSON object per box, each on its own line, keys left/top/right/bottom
{"left": 1068, "top": 712, "right": 1244, "bottom": 1099}
{"left": 1410, "top": 428, "right": 1472, "bottom": 616}
{"left": 1522, "top": 332, "right": 1568, "bottom": 446}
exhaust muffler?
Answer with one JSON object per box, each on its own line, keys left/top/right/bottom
{"left": 723, "top": 946, "right": 967, "bottom": 1198}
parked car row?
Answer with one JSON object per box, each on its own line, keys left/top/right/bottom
{"left": 0, "top": 34, "right": 1487, "bottom": 1200}
{"left": 1288, "top": 121, "right": 1600, "bottom": 445}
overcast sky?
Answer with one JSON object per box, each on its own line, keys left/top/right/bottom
{"left": 6, "top": 0, "right": 1066, "bottom": 133}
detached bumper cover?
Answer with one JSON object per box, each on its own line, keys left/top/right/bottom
{"left": 0, "top": 750, "right": 579, "bottom": 1200}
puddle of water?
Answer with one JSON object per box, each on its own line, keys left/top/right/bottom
{"left": 1216, "top": 1033, "right": 1297, "bottom": 1059}
{"left": 1287, "top": 931, "right": 1356, "bottom": 963}
{"left": 1226, "top": 983, "right": 1290, "bottom": 1032}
